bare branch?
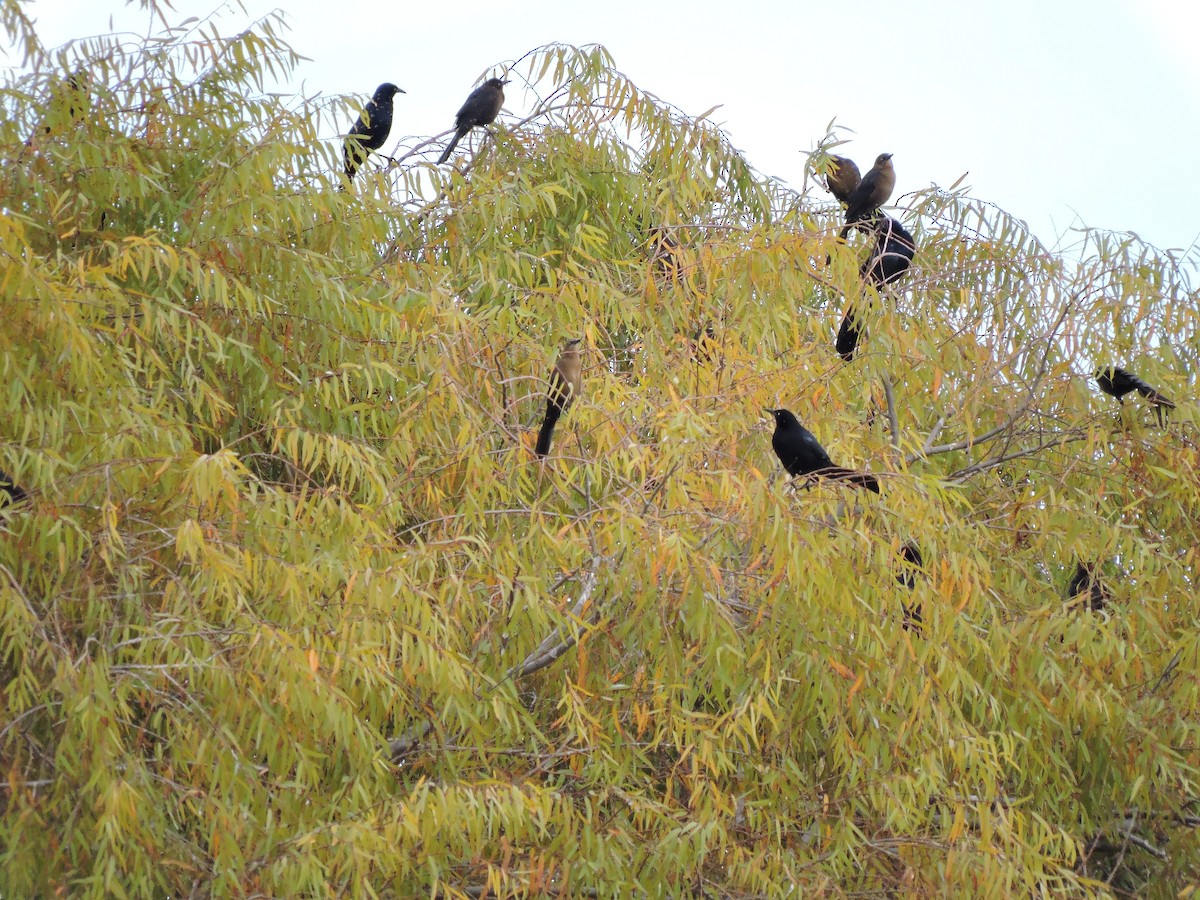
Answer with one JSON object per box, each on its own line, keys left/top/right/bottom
{"left": 881, "top": 375, "right": 900, "bottom": 452}
{"left": 388, "top": 558, "right": 604, "bottom": 763}
{"left": 507, "top": 561, "right": 601, "bottom": 681}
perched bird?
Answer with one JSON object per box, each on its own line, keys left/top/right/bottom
{"left": 343, "top": 82, "right": 405, "bottom": 182}
{"left": 1094, "top": 366, "right": 1175, "bottom": 423}
{"left": 861, "top": 215, "right": 916, "bottom": 288}
{"left": 895, "top": 541, "right": 924, "bottom": 632}
{"left": 834, "top": 216, "right": 917, "bottom": 362}
{"left": 1066, "top": 561, "right": 1109, "bottom": 612}
{"left": 535, "top": 338, "right": 583, "bottom": 457}
{"left": 840, "top": 153, "right": 895, "bottom": 239}
{"left": 691, "top": 321, "right": 718, "bottom": 365}
{"left": 0, "top": 469, "right": 28, "bottom": 507}
{"left": 647, "top": 225, "right": 680, "bottom": 279}
{"left": 824, "top": 154, "right": 861, "bottom": 205}
{"left": 437, "top": 77, "right": 508, "bottom": 166}
{"left": 766, "top": 408, "right": 880, "bottom": 493}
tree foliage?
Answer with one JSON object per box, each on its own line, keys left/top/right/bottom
{"left": 1, "top": 4, "right": 1198, "bottom": 897}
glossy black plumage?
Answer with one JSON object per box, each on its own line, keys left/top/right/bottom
{"left": 437, "top": 77, "right": 507, "bottom": 166}
{"left": 896, "top": 542, "right": 924, "bottom": 632}
{"left": 834, "top": 216, "right": 916, "bottom": 362}
{"left": 836, "top": 306, "right": 866, "bottom": 362}
{"left": 1094, "top": 366, "right": 1174, "bottom": 424}
{"left": 766, "top": 408, "right": 880, "bottom": 493}
{"left": 344, "top": 83, "right": 405, "bottom": 181}
{"left": 1066, "top": 562, "right": 1109, "bottom": 612}
{"left": 861, "top": 215, "right": 916, "bottom": 288}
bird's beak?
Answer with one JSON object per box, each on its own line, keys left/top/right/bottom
{"left": 763, "top": 408, "right": 776, "bottom": 416}
{"left": 397, "top": 88, "right": 407, "bottom": 93}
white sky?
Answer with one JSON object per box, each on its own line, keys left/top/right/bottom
{"left": 20, "top": 0, "right": 1200, "bottom": 256}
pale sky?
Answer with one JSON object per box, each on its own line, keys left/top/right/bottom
{"left": 20, "top": 0, "right": 1200, "bottom": 256}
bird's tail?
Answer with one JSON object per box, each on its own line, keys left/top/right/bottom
{"left": 535, "top": 405, "right": 562, "bottom": 457}
{"left": 819, "top": 466, "right": 880, "bottom": 493}
{"left": 437, "top": 128, "right": 467, "bottom": 165}
{"left": 901, "top": 601, "right": 923, "bottom": 633}
{"left": 836, "top": 307, "right": 864, "bottom": 361}
{"left": 1133, "top": 379, "right": 1175, "bottom": 408}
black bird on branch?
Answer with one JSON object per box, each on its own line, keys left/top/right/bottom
{"left": 535, "top": 338, "right": 583, "bottom": 457}
{"left": 862, "top": 215, "right": 916, "bottom": 288}
{"left": 839, "top": 153, "right": 895, "bottom": 239}
{"left": 0, "top": 469, "right": 28, "bottom": 507}
{"left": 895, "top": 541, "right": 925, "bottom": 632}
{"left": 835, "top": 216, "right": 917, "bottom": 361}
{"left": 824, "top": 154, "right": 861, "bottom": 205}
{"left": 1094, "top": 366, "right": 1175, "bottom": 424}
{"left": 1066, "top": 562, "right": 1109, "bottom": 612}
{"left": 690, "top": 321, "right": 717, "bottom": 365}
{"left": 437, "top": 77, "right": 508, "bottom": 166}
{"left": 343, "top": 82, "right": 405, "bottom": 182}
{"left": 766, "top": 408, "right": 880, "bottom": 493}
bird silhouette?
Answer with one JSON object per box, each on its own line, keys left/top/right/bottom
{"left": 1094, "top": 366, "right": 1174, "bottom": 424}
{"left": 437, "top": 77, "right": 508, "bottom": 166}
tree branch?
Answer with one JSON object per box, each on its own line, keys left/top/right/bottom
{"left": 388, "top": 557, "right": 604, "bottom": 763}
{"left": 507, "top": 560, "right": 601, "bottom": 680}
{"left": 881, "top": 375, "right": 900, "bottom": 452}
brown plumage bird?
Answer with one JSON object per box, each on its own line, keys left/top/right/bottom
{"left": 840, "top": 153, "right": 895, "bottom": 239}
{"left": 824, "top": 155, "right": 861, "bottom": 204}
{"left": 437, "top": 77, "right": 508, "bottom": 166}
{"left": 1066, "top": 562, "right": 1109, "bottom": 612}
{"left": 1094, "top": 366, "right": 1175, "bottom": 424}
{"left": 535, "top": 338, "right": 583, "bottom": 457}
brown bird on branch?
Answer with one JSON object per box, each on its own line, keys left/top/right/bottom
{"left": 766, "top": 408, "right": 880, "bottom": 493}
{"left": 824, "top": 155, "right": 861, "bottom": 205}
{"left": 839, "top": 153, "right": 895, "bottom": 239}
{"left": 437, "top": 77, "right": 508, "bottom": 166}
{"left": 535, "top": 338, "right": 583, "bottom": 457}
